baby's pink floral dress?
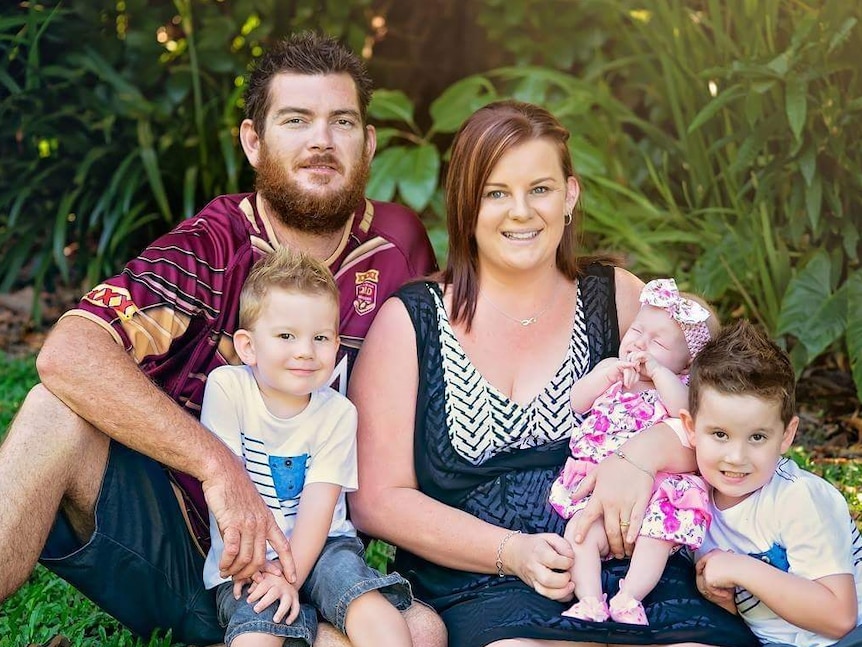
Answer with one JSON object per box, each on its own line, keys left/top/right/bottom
{"left": 549, "top": 381, "right": 710, "bottom": 549}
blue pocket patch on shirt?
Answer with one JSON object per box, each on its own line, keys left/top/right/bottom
{"left": 269, "top": 454, "right": 308, "bottom": 501}
{"left": 748, "top": 543, "right": 789, "bottom": 572}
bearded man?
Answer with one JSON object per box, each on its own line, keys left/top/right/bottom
{"left": 0, "top": 32, "right": 441, "bottom": 647}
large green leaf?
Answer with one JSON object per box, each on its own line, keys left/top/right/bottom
{"left": 776, "top": 251, "right": 847, "bottom": 362}
{"left": 397, "top": 144, "right": 440, "bottom": 213}
{"left": 845, "top": 270, "right": 862, "bottom": 400}
{"left": 429, "top": 75, "right": 497, "bottom": 134}
{"left": 366, "top": 146, "right": 407, "bottom": 203}
{"left": 785, "top": 77, "right": 807, "bottom": 142}
{"left": 368, "top": 89, "right": 415, "bottom": 126}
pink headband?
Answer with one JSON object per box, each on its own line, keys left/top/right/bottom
{"left": 639, "top": 278, "right": 712, "bottom": 359}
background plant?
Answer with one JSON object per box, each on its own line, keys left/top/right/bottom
{"left": 598, "top": 0, "right": 862, "bottom": 393}
{"left": 4, "top": 0, "right": 859, "bottom": 394}
{"left": 0, "top": 0, "right": 376, "bottom": 320}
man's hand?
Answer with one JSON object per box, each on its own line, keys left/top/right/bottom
{"left": 202, "top": 455, "right": 296, "bottom": 582}
{"left": 244, "top": 569, "right": 301, "bottom": 624}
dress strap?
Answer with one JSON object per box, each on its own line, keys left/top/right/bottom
{"left": 578, "top": 263, "right": 619, "bottom": 368}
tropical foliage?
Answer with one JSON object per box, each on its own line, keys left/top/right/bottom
{"left": 2, "top": 0, "right": 860, "bottom": 397}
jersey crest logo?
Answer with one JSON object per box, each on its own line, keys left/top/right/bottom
{"left": 83, "top": 284, "right": 138, "bottom": 321}
{"left": 353, "top": 269, "right": 380, "bottom": 316}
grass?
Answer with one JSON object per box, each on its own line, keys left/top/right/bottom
{"left": 2, "top": 352, "right": 861, "bottom": 645}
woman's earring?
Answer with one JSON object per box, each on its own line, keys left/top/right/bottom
{"left": 564, "top": 211, "right": 573, "bottom": 226}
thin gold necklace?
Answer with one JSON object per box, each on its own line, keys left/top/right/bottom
{"left": 481, "top": 284, "right": 558, "bottom": 327}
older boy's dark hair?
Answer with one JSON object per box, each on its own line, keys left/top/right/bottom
{"left": 244, "top": 31, "right": 373, "bottom": 135}
{"left": 688, "top": 320, "right": 796, "bottom": 425}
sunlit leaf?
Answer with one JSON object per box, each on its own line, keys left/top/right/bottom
{"left": 777, "top": 251, "right": 846, "bottom": 361}
{"left": 368, "top": 89, "right": 415, "bottom": 126}
{"left": 397, "top": 145, "right": 440, "bottom": 212}
{"left": 366, "top": 146, "right": 407, "bottom": 203}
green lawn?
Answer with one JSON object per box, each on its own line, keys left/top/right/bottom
{"left": 1, "top": 352, "right": 860, "bottom": 646}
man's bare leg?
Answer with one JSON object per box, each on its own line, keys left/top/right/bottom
{"left": 0, "top": 384, "right": 109, "bottom": 600}
{"left": 315, "top": 602, "right": 447, "bottom": 647}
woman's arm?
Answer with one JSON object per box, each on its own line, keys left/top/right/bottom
{"left": 348, "top": 297, "right": 574, "bottom": 600}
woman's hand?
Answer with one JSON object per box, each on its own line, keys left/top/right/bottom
{"left": 502, "top": 532, "right": 575, "bottom": 601}
{"left": 566, "top": 455, "right": 653, "bottom": 558}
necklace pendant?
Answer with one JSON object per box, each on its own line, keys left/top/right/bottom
{"left": 520, "top": 317, "right": 537, "bottom": 326}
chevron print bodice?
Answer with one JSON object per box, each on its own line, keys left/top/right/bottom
{"left": 393, "top": 267, "right": 619, "bottom": 603}
{"left": 431, "top": 285, "right": 589, "bottom": 466}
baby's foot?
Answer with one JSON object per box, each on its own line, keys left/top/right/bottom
{"left": 562, "top": 594, "right": 610, "bottom": 622}
{"left": 608, "top": 579, "right": 649, "bottom": 625}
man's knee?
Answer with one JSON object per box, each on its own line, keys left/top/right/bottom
{"left": 405, "top": 601, "right": 447, "bottom": 647}
{"left": 314, "top": 622, "right": 351, "bottom": 647}
{"left": 10, "top": 383, "right": 108, "bottom": 454}
{"left": 3, "top": 383, "right": 109, "bottom": 535}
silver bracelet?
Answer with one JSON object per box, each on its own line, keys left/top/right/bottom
{"left": 614, "top": 449, "right": 656, "bottom": 479}
{"left": 495, "top": 529, "right": 521, "bottom": 577}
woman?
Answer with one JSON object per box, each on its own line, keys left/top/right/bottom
{"left": 348, "top": 101, "right": 756, "bottom": 647}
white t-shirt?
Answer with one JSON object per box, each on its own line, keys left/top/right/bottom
{"left": 696, "top": 458, "right": 862, "bottom": 647}
{"left": 201, "top": 364, "right": 358, "bottom": 589}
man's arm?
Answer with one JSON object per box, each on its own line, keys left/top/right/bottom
{"left": 37, "top": 316, "right": 294, "bottom": 581}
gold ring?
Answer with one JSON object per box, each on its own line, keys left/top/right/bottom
{"left": 620, "top": 520, "right": 631, "bottom": 528}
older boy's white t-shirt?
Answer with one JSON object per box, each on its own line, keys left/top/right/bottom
{"left": 201, "top": 364, "right": 358, "bottom": 589}
{"left": 696, "top": 458, "right": 862, "bottom": 647}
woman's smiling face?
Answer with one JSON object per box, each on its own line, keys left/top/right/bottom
{"left": 474, "top": 138, "right": 578, "bottom": 276}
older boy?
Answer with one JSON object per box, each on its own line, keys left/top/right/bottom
{"left": 681, "top": 321, "right": 862, "bottom": 647}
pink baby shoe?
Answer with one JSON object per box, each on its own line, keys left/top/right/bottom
{"left": 609, "top": 580, "right": 649, "bottom": 625}
{"left": 562, "top": 594, "right": 610, "bottom": 622}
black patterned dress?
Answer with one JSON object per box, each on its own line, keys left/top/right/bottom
{"left": 393, "top": 266, "right": 757, "bottom": 647}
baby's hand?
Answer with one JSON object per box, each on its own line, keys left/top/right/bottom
{"left": 244, "top": 570, "right": 301, "bottom": 624}
{"left": 593, "top": 357, "right": 638, "bottom": 388}
{"left": 620, "top": 361, "right": 639, "bottom": 389}
{"left": 625, "top": 351, "right": 664, "bottom": 381}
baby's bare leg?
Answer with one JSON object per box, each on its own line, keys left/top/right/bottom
{"left": 564, "top": 515, "right": 609, "bottom": 600}
{"left": 616, "top": 536, "right": 674, "bottom": 601}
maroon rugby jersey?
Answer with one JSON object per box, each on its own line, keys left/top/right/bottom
{"left": 62, "top": 192, "right": 437, "bottom": 551}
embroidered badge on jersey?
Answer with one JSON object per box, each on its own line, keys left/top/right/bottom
{"left": 83, "top": 284, "right": 138, "bottom": 321}
{"left": 353, "top": 269, "right": 379, "bottom": 316}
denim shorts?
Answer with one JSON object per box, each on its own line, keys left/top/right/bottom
{"left": 39, "top": 441, "right": 223, "bottom": 644}
{"left": 216, "top": 535, "right": 413, "bottom": 645}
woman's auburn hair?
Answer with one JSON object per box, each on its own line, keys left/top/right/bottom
{"left": 439, "top": 99, "right": 589, "bottom": 331}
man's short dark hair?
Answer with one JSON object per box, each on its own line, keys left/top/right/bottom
{"left": 244, "top": 31, "right": 373, "bottom": 135}
{"left": 688, "top": 319, "right": 796, "bottom": 425}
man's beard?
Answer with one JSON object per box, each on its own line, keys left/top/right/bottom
{"left": 255, "top": 143, "right": 370, "bottom": 235}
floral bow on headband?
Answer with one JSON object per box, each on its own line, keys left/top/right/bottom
{"left": 639, "top": 278, "right": 712, "bottom": 359}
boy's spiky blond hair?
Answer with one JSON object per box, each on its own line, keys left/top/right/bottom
{"left": 239, "top": 247, "right": 339, "bottom": 330}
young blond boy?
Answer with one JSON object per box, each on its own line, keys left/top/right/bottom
{"left": 681, "top": 320, "right": 862, "bottom": 647}
{"left": 201, "top": 248, "right": 412, "bottom": 647}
